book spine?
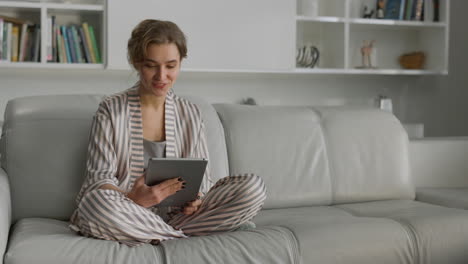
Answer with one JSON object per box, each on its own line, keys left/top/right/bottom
{"left": 2, "top": 22, "right": 7, "bottom": 60}
{"left": 6, "top": 23, "right": 12, "bottom": 61}
{"left": 18, "top": 23, "right": 28, "bottom": 62}
{"left": 79, "top": 26, "right": 91, "bottom": 63}
{"left": 0, "top": 18, "right": 3, "bottom": 60}
{"left": 52, "top": 16, "right": 57, "bottom": 62}
{"left": 61, "top": 26, "right": 71, "bottom": 63}
{"left": 414, "top": 0, "right": 424, "bottom": 20}
{"left": 33, "top": 25, "right": 40, "bottom": 62}
{"left": 399, "top": 0, "right": 407, "bottom": 20}
{"left": 82, "top": 22, "right": 96, "bottom": 63}
{"left": 71, "top": 26, "right": 84, "bottom": 63}
{"left": 66, "top": 26, "right": 77, "bottom": 63}
{"left": 405, "top": 0, "right": 414, "bottom": 20}
{"left": 433, "top": 0, "right": 439, "bottom": 22}
{"left": 56, "top": 27, "right": 62, "bottom": 63}
{"left": 11, "top": 25, "right": 18, "bottom": 62}
{"left": 410, "top": 0, "right": 418, "bottom": 20}
{"left": 47, "top": 17, "right": 52, "bottom": 61}
{"left": 424, "top": 0, "right": 433, "bottom": 22}
{"left": 88, "top": 25, "right": 101, "bottom": 63}
{"left": 25, "top": 25, "right": 33, "bottom": 61}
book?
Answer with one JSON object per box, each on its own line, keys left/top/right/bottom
{"left": 82, "top": 22, "right": 96, "bottom": 63}
{"left": 433, "top": 0, "right": 439, "bottom": 22}
{"left": 32, "top": 25, "right": 40, "bottom": 62}
{"left": 52, "top": 16, "right": 57, "bottom": 62}
{"left": 0, "top": 18, "right": 3, "bottom": 60}
{"left": 18, "top": 23, "right": 29, "bottom": 61}
{"left": 2, "top": 21, "right": 7, "bottom": 60}
{"left": 61, "top": 26, "right": 71, "bottom": 63}
{"left": 424, "top": 0, "right": 434, "bottom": 22}
{"left": 79, "top": 26, "right": 91, "bottom": 63}
{"left": 11, "top": 25, "right": 19, "bottom": 62}
{"left": 405, "top": 0, "right": 414, "bottom": 20}
{"left": 5, "top": 23, "right": 12, "bottom": 61}
{"left": 66, "top": 26, "right": 77, "bottom": 63}
{"left": 414, "top": 0, "right": 424, "bottom": 21}
{"left": 47, "top": 17, "right": 53, "bottom": 61}
{"left": 88, "top": 25, "right": 101, "bottom": 63}
{"left": 56, "top": 27, "right": 63, "bottom": 63}
{"left": 399, "top": 0, "right": 407, "bottom": 20}
{"left": 384, "top": 0, "right": 402, "bottom": 20}
{"left": 71, "top": 26, "right": 84, "bottom": 63}
{"left": 24, "top": 25, "right": 34, "bottom": 61}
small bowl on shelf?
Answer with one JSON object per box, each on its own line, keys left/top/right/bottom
{"left": 399, "top": 51, "right": 426, "bottom": 70}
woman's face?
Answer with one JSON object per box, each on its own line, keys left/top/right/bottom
{"left": 138, "top": 43, "right": 181, "bottom": 98}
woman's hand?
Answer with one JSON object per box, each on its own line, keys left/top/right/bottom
{"left": 183, "top": 192, "right": 203, "bottom": 215}
{"left": 126, "top": 174, "right": 185, "bottom": 208}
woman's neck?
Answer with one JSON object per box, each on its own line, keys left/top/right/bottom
{"left": 140, "top": 92, "right": 165, "bottom": 111}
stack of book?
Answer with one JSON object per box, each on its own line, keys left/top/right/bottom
{"left": 380, "top": 0, "right": 440, "bottom": 22}
{"left": 47, "top": 16, "right": 101, "bottom": 64}
{"left": 0, "top": 16, "right": 41, "bottom": 62}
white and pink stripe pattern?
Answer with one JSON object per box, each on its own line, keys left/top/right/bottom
{"left": 69, "top": 86, "right": 266, "bottom": 246}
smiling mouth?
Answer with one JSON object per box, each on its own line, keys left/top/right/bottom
{"left": 153, "top": 83, "right": 167, "bottom": 89}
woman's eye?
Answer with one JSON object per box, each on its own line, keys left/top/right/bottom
{"left": 144, "top": 64, "right": 156, "bottom": 68}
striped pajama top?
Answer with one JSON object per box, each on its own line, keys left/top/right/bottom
{"left": 71, "top": 86, "right": 214, "bottom": 220}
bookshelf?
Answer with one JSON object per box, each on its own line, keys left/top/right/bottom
{"left": 296, "top": 0, "right": 450, "bottom": 75}
{"left": 0, "top": 0, "right": 105, "bottom": 69}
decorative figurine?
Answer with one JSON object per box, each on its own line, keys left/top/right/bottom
{"left": 363, "top": 5, "right": 374, "bottom": 19}
{"left": 357, "top": 40, "right": 376, "bottom": 69}
{"left": 376, "top": 0, "right": 385, "bottom": 19}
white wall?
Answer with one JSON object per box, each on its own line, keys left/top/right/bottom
{"left": 0, "top": 68, "right": 412, "bottom": 118}
{"left": 404, "top": 0, "right": 468, "bottom": 137}
{"left": 0, "top": 1, "right": 466, "bottom": 137}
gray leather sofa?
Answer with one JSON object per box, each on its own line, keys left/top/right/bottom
{"left": 2, "top": 94, "right": 468, "bottom": 264}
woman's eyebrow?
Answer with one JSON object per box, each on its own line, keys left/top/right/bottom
{"left": 144, "top": 59, "right": 178, "bottom": 64}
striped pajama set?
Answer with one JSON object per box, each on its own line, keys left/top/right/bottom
{"left": 69, "top": 87, "right": 266, "bottom": 246}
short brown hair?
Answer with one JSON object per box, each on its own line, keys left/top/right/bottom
{"left": 127, "top": 19, "right": 187, "bottom": 68}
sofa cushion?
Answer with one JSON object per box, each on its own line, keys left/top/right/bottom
{"left": 416, "top": 187, "right": 468, "bottom": 210}
{"left": 336, "top": 200, "right": 468, "bottom": 264}
{"left": 1, "top": 94, "right": 228, "bottom": 222}
{"left": 314, "top": 107, "right": 415, "bottom": 204}
{"left": 214, "top": 104, "right": 332, "bottom": 209}
{"left": 181, "top": 95, "right": 229, "bottom": 181}
{"left": 1, "top": 95, "right": 103, "bottom": 222}
{"left": 4, "top": 218, "right": 299, "bottom": 264}
{"left": 253, "top": 206, "right": 414, "bottom": 264}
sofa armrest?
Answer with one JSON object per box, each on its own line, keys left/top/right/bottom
{"left": 0, "top": 167, "right": 11, "bottom": 264}
{"left": 410, "top": 137, "right": 468, "bottom": 188}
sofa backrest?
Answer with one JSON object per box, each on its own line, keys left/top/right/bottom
{"left": 214, "top": 104, "right": 333, "bottom": 209}
{"left": 0, "top": 94, "right": 228, "bottom": 222}
{"left": 214, "top": 104, "right": 415, "bottom": 209}
{"left": 316, "top": 106, "right": 415, "bottom": 204}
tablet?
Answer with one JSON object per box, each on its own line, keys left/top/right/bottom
{"left": 145, "top": 158, "right": 208, "bottom": 207}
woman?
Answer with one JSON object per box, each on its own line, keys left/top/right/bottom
{"left": 69, "top": 19, "right": 266, "bottom": 246}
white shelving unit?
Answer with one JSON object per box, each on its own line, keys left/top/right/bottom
{"left": 0, "top": 0, "right": 105, "bottom": 69}
{"left": 296, "top": 0, "right": 450, "bottom": 75}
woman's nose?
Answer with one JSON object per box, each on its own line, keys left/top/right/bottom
{"left": 153, "top": 68, "right": 165, "bottom": 80}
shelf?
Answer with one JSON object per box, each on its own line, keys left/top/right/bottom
{"left": 0, "top": 1, "right": 105, "bottom": 67}
{"left": 179, "top": 67, "right": 447, "bottom": 76}
{"left": 295, "top": 0, "right": 450, "bottom": 75}
{"left": 293, "top": 68, "right": 448, "bottom": 75}
{"left": 349, "top": 18, "right": 447, "bottom": 28}
{"left": 0, "top": 62, "right": 104, "bottom": 69}
{"left": 0, "top": 1, "right": 103, "bottom": 11}
{"left": 296, "top": 15, "right": 345, "bottom": 23}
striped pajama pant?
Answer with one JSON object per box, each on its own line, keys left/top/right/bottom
{"left": 71, "top": 174, "right": 266, "bottom": 246}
